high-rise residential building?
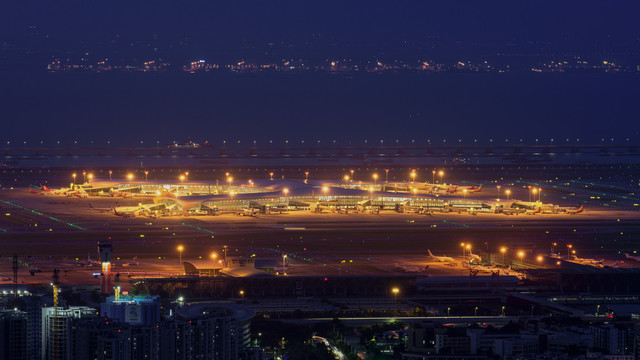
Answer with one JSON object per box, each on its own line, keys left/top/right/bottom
{"left": 0, "top": 309, "right": 28, "bottom": 360}
{"left": 100, "top": 295, "right": 161, "bottom": 326}
{"left": 161, "top": 302, "right": 255, "bottom": 360}
{"left": 41, "top": 306, "right": 97, "bottom": 360}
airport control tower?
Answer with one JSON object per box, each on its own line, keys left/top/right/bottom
{"left": 98, "top": 241, "right": 113, "bottom": 295}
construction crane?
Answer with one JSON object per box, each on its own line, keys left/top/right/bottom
{"left": 114, "top": 273, "right": 121, "bottom": 301}
{"left": 12, "top": 255, "right": 18, "bottom": 301}
{"left": 52, "top": 269, "right": 60, "bottom": 309}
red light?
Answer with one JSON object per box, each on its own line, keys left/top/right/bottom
{"left": 324, "top": 277, "right": 328, "bottom": 281}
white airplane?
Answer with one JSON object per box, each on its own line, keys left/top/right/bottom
{"left": 394, "top": 263, "right": 428, "bottom": 273}
{"left": 625, "top": 253, "right": 640, "bottom": 262}
{"left": 468, "top": 250, "right": 482, "bottom": 263}
{"left": 88, "top": 203, "right": 115, "bottom": 213}
{"left": 427, "top": 249, "right": 455, "bottom": 262}
{"left": 236, "top": 208, "right": 259, "bottom": 216}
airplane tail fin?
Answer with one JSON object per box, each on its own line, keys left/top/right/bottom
{"left": 475, "top": 186, "right": 482, "bottom": 192}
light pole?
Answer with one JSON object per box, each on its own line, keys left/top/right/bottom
{"left": 82, "top": 171, "right": 86, "bottom": 183}
{"left": 532, "top": 188, "right": 537, "bottom": 203}
{"left": 373, "top": 173, "right": 378, "bottom": 187}
{"left": 180, "top": 175, "right": 185, "bottom": 183}
{"left": 438, "top": 170, "right": 444, "bottom": 184}
{"left": 410, "top": 170, "right": 416, "bottom": 184}
{"left": 517, "top": 251, "right": 524, "bottom": 266}
{"left": 463, "top": 189, "right": 467, "bottom": 199}
{"left": 432, "top": 170, "right": 436, "bottom": 184}
{"left": 538, "top": 187, "right": 542, "bottom": 202}
{"left": 500, "top": 247, "right": 507, "bottom": 264}
{"left": 72, "top": 173, "right": 76, "bottom": 185}
{"left": 475, "top": 306, "right": 478, "bottom": 316}
{"left": 108, "top": 170, "right": 112, "bottom": 180}
{"left": 497, "top": 185, "right": 501, "bottom": 200}
{"left": 344, "top": 175, "right": 349, "bottom": 187}
{"left": 506, "top": 189, "right": 511, "bottom": 200}
{"left": 269, "top": 172, "right": 274, "bottom": 180}
{"left": 88, "top": 173, "right": 93, "bottom": 183}
{"left": 304, "top": 171, "right": 309, "bottom": 183}
{"left": 145, "top": 171, "right": 149, "bottom": 181}
{"left": 223, "top": 245, "right": 228, "bottom": 267}
{"left": 447, "top": 307, "right": 451, "bottom": 316}
{"left": 283, "top": 188, "right": 289, "bottom": 205}
{"left": 240, "top": 290, "right": 244, "bottom": 304}
{"left": 350, "top": 169, "right": 354, "bottom": 182}
{"left": 177, "top": 245, "right": 184, "bottom": 264}
{"left": 392, "top": 287, "right": 399, "bottom": 304}
{"left": 461, "top": 242, "right": 466, "bottom": 257}
{"left": 282, "top": 254, "right": 287, "bottom": 269}
{"left": 127, "top": 173, "right": 134, "bottom": 181}
{"left": 385, "top": 169, "right": 389, "bottom": 183}
{"left": 185, "top": 171, "right": 189, "bottom": 182}
{"left": 227, "top": 176, "right": 233, "bottom": 193}
{"left": 502, "top": 306, "right": 506, "bottom": 316}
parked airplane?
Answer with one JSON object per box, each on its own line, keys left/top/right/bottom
{"left": 236, "top": 208, "right": 259, "bottom": 216}
{"left": 394, "top": 263, "right": 428, "bottom": 273}
{"left": 625, "top": 253, "right": 640, "bottom": 262}
{"left": 29, "top": 186, "right": 46, "bottom": 195}
{"left": 468, "top": 250, "right": 482, "bottom": 263}
{"left": 566, "top": 205, "right": 584, "bottom": 214}
{"left": 427, "top": 249, "right": 455, "bottom": 262}
{"left": 525, "top": 207, "right": 541, "bottom": 215}
{"left": 88, "top": 203, "right": 115, "bottom": 213}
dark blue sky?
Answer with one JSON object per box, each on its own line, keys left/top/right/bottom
{"left": 4, "top": 1, "right": 640, "bottom": 44}
{"left": 2, "top": 1, "right": 640, "bottom": 146}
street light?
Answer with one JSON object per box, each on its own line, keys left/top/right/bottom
{"left": 269, "top": 172, "right": 274, "bottom": 180}
{"left": 72, "top": 173, "right": 76, "bottom": 184}
{"left": 500, "top": 247, "right": 507, "bottom": 264}
{"left": 410, "top": 170, "right": 416, "bottom": 183}
{"left": 177, "top": 245, "right": 184, "bottom": 264}
{"left": 145, "top": 171, "right": 149, "bottom": 181}
{"left": 344, "top": 175, "right": 349, "bottom": 186}
{"left": 505, "top": 189, "right": 511, "bottom": 200}
{"left": 127, "top": 173, "right": 134, "bottom": 181}
{"left": 475, "top": 306, "right": 479, "bottom": 316}
{"left": 461, "top": 242, "right": 466, "bottom": 256}
{"left": 179, "top": 175, "right": 185, "bottom": 183}
{"left": 392, "top": 287, "right": 399, "bottom": 304}
{"left": 447, "top": 307, "right": 451, "bottom": 316}
{"left": 87, "top": 173, "right": 93, "bottom": 183}
{"left": 283, "top": 188, "right": 289, "bottom": 204}
{"left": 108, "top": 170, "right": 112, "bottom": 180}
{"left": 497, "top": 185, "right": 501, "bottom": 200}
{"left": 385, "top": 169, "right": 389, "bottom": 183}
{"left": 282, "top": 254, "right": 287, "bottom": 269}
{"left": 350, "top": 169, "right": 354, "bottom": 181}
{"left": 537, "top": 255, "right": 543, "bottom": 262}
{"left": 373, "top": 173, "right": 378, "bottom": 187}
{"left": 185, "top": 171, "right": 189, "bottom": 181}
{"left": 463, "top": 188, "right": 467, "bottom": 199}
{"left": 240, "top": 290, "right": 244, "bottom": 304}
{"left": 82, "top": 171, "right": 86, "bottom": 183}
{"left": 432, "top": 170, "right": 436, "bottom": 184}
{"left": 438, "top": 170, "right": 444, "bottom": 184}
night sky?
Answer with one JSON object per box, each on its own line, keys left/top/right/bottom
{"left": 2, "top": 1, "right": 640, "bottom": 146}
